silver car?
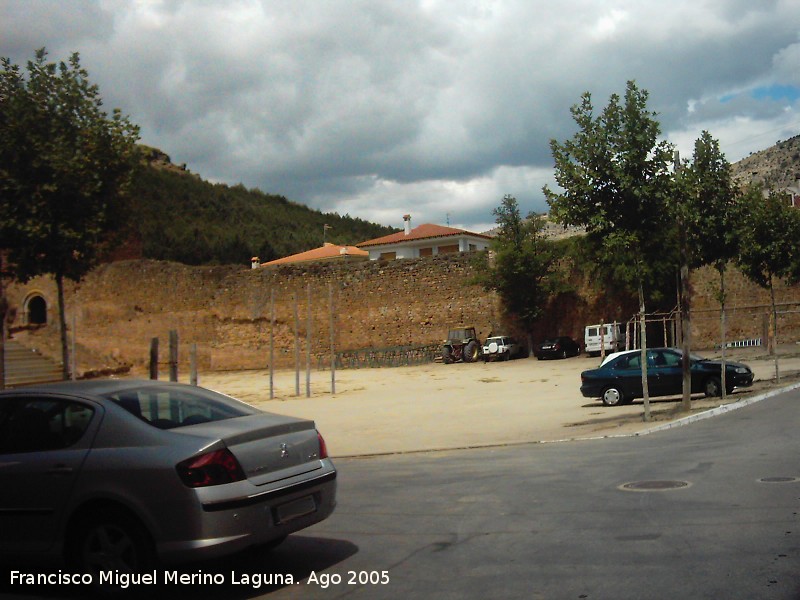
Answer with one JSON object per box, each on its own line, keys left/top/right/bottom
{"left": 0, "top": 379, "right": 336, "bottom": 574}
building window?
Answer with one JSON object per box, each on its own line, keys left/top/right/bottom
{"left": 469, "top": 244, "right": 477, "bottom": 252}
{"left": 419, "top": 247, "right": 433, "bottom": 257}
{"left": 379, "top": 252, "right": 397, "bottom": 261}
{"left": 438, "top": 244, "right": 459, "bottom": 254}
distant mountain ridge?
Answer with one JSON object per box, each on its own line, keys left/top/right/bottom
{"left": 731, "top": 134, "right": 800, "bottom": 190}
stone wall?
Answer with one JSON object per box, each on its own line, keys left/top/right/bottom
{"left": 6, "top": 255, "right": 500, "bottom": 373}
{"left": 690, "top": 264, "right": 800, "bottom": 348}
{"left": 5, "top": 256, "right": 800, "bottom": 375}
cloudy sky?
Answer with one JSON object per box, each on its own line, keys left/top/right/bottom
{"left": 2, "top": 1, "right": 799, "bottom": 233}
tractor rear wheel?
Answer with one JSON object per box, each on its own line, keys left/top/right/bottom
{"left": 442, "top": 346, "right": 454, "bottom": 364}
{"left": 463, "top": 340, "right": 479, "bottom": 363}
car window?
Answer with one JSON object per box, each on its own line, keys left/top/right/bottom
{"left": 0, "top": 398, "right": 95, "bottom": 454}
{"left": 612, "top": 354, "right": 641, "bottom": 370}
{"left": 105, "top": 385, "right": 256, "bottom": 430}
{"left": 661, "top": 350, "right": 682, "bottom": 367}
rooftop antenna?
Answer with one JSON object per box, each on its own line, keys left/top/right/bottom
{"left": 446, "top": 212, "right": 450, "bottom": 226}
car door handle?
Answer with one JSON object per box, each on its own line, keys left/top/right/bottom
{"left": 47, "top": 465, "right": 74, "bottom": 475}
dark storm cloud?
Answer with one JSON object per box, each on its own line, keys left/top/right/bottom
{"left": 2, "top": 0, "right": 799, "bottom": 230}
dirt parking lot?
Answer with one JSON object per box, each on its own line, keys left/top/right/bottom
{"left": 194, "top": 346, "right": 800, "bottom": 457}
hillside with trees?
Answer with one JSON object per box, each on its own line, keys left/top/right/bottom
{"left": 125, "top": 146, "right": 397, "bottom": 266}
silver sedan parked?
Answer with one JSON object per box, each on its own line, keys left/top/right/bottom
{"left": 0, "top": 379, "right": 337, "bottom": 575}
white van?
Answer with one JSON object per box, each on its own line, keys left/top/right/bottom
{"left": 584, "top": 323, "right": 624, "bottom": 357}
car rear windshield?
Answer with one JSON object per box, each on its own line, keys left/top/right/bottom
{"left": 103, "top": 385, "right": 257, "bottom": 430}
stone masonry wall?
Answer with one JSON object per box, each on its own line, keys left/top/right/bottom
{"left": 5, "top": 256, "right": 800, "bottom": 375}
{"left": 6, "top": 255, "right": 499, "bottom": 373}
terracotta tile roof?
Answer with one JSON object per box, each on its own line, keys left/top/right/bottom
{"left": 357, "top": 223, "right": 493, "bottom": 248}
{"left": 261, "top": 243, "right": 368, "bottom": 266}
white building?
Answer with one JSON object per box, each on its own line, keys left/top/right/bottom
{"left": 356, "top": 215, "right": 493, "bottom": 260}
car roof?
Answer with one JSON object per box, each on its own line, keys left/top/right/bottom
{"left": 599, "top": 347, "right": 682, "bottom": 367}
{"left": 599, "top": 349, "right": 639, "bottom": 366}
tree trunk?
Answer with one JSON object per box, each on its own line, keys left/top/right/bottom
{"left": 639, "top": 282, "right": 651, "bottom": 422}
{"left": 0, "top": 282, "right": 6, "bottom": 391}
{"left": 769, "top": 276, "right": 780, "bottom": 382}
{"left": 679, "top": 251, "right": 691, "bottom": 413}
{"left": 55, "top": 272, "right": 70, "bottom": 380}
{"left": 719, "top": 265, "right": 727, "bottom": 400}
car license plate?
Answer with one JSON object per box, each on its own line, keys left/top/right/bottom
{"left": 274, "top": 495, "right": 317, "bottom": 524}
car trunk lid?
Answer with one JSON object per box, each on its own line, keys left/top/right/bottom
{"left": 178, "top": 413, "right": 324, "bottom": 485}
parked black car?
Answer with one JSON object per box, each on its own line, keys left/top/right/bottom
{"left": 580, "top": 347, "right": 754, "bottom": 406}
{"left": 534, "top": 336, "right": 581, "bottom": 360}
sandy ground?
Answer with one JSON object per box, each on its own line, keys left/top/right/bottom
{"left": 190, "top": 346, "right": 800, "bottom": 458}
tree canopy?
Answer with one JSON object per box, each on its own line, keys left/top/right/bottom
{"left": 476, "top": 195, "right": 560, "bottom": 339}
{"left": 543, "top": 81, "right": 677, "bottom": 302}
{"left": 0, "top": 48, "right": 140, "bottom": 377}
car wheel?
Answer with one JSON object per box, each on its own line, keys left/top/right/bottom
{"left": 601, "top": 387, "right": 624, "bottom": 407}
{"left": 67, "top": 508, "right": 155, "bottom": 578}
{"left": 704, "top": 376, "right": 722, "bottom": 398}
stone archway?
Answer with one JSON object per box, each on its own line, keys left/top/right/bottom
{"left": 24, "top": 293, "right": 48, "bottom": 325}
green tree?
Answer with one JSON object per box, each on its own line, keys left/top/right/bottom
{"left": 736, "top": 186, "right": 800, "bottom": 381}
{"left": 475, "top": 195, "right": 560, "bottom": 350}
{"left": 0, "top": 48, "right": 140, "bottom": 379}
{"left": 674, "top": 131, "right": 743, "bottom": 404}
{"left": 543, "top": 81, "right": 676, "bottom": 420}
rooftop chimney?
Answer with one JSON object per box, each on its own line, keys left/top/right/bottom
{"left": 403, "top": 214, "right": 411, "bottom": 235}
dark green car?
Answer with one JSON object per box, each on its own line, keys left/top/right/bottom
{"left": 580, "top": 347, "right": 754, "bottom": 406}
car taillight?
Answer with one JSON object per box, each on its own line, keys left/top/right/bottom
{"left": 176, "top": 448, "right": 246, "bottom": 488}
{"left": 317, "top": 431, "right": 329, "bottom": 459}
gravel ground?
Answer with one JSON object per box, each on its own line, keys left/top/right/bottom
{"left": 194, "top": 345, "right": 800, "bottom": 457}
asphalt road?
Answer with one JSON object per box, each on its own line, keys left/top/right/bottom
{"left": 2, "top": 387, "right": 799, "bottom": 600}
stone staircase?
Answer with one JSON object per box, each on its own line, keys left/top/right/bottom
{"left": 3, "top": 340, "right": 64, "bottom": 388}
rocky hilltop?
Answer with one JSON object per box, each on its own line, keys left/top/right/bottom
{"left": 731, "top": 134, "right": 800, "bottom": 191}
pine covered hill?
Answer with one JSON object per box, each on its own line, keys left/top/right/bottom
{"left": 125, "top": 146, "right": 397, "bottom": 266}
{"left": 731, "top": 134, "right": 800, "bottom": 191}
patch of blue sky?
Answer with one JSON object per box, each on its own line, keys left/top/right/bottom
{"left": 751, "top": 84, "right": 800, "bottom": 102}
{"left": 718, "top": 85, "right": 799, "bottom": 104}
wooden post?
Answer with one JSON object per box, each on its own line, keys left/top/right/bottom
{"left": 269, "top": 288, "right": 275, "bottom": 400}
{"left": 149, "top": 337, "right": 159, "bottom": 380}
{"left": 190, "top": 343, "right": 198, "bottom": 386}
{"left": 330, "top": 282, "right": 336, "bottom": 395}
{"left": 306, "top": 283, "right": 312, "bottom": 398}
{"left": 600, "top": 320, "right": 605, "bottom": 361}
{"left": 169, "top": 330, "right": 178, "bottom": 382}
{"left": 71, "top": 309, "right": 77, "bottom": 380}
{"left": 294, "top": 294, "right": 300, "bottom": 396}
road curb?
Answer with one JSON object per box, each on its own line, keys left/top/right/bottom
{"left": 635, "top": 380, "right": 800, "bottom": 436}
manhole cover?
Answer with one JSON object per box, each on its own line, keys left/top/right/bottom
{"left": 759, "top": 477, "right": 799, "bottom": 483}
{"left": 619, "top": 480, "right": 691, "bottom": 492}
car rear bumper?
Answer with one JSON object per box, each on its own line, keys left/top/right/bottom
{"left": 580, "top": 384, "right": 603, "bottom": 398}
{"left": 156, "top": 466, "right": 337, "bottom": 563}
